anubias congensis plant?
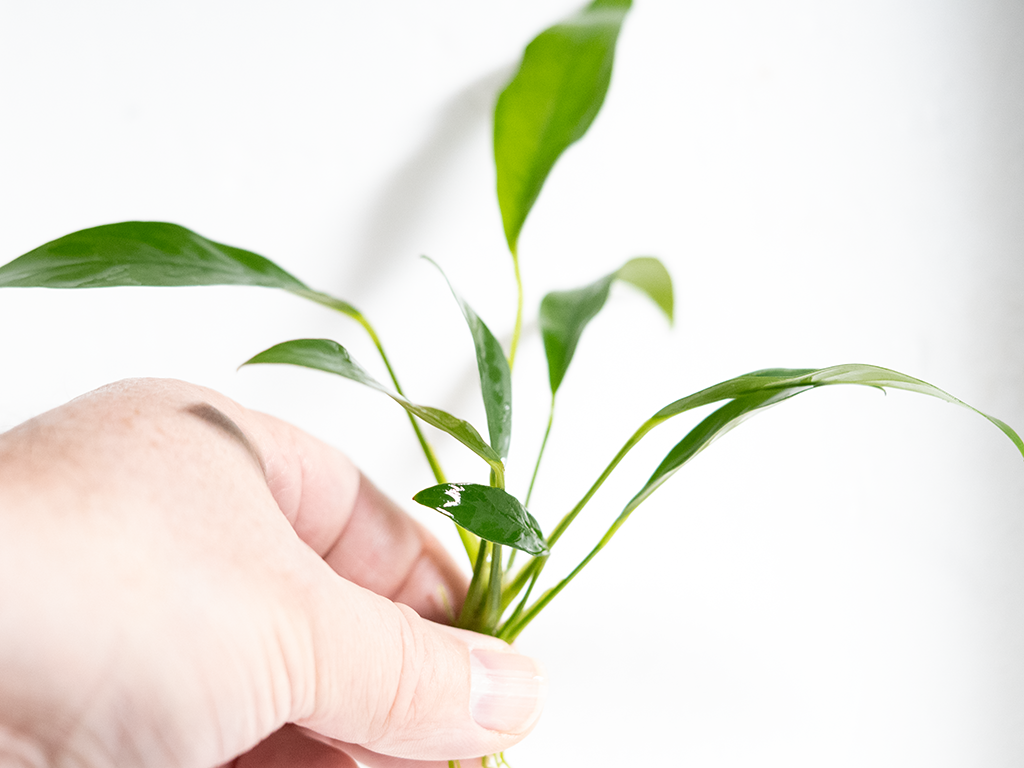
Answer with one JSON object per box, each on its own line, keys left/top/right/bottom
{"left": 2, "top": 2, "right": 1021, "bottom": 766}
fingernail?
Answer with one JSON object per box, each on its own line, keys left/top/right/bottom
{"left": 470, "top": 649, "right": 546, "bottom": 733}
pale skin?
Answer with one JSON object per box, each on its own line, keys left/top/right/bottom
{"left": 0, "top": 379, "right": 544, "bottom": 768}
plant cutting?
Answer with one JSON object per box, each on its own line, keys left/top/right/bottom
{"left": 1, "top": 1, "right": 1021, "bottom": 766}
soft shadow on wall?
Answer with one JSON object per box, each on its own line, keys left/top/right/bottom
{"left": 340, "top": 66, "right": 513, "bottom": 301}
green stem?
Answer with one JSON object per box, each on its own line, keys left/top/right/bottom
{"left": 547, "top": 416, "right": 659, "bottom": 548}
{"left": 525, "top": 394, "right": 556, "bottom": 508}
{"left": 501, "top": 492, "right": 647, "bottom": 642}
{"left": 498, "top": 418, "right": 653, "bottom": 613}
{"left": 295, "top": 288, "right": 448, "bottom": 483}
{"left": 459, "top": 541, "right": 492, "bottom": 630}
{"left": 500, "top": 554, "right": 544, "bottom": 610}
{"left": 486, "top": 543, "right": 504, "bottom": 634}
{"left": 497, "top": 564, "right": 541, "bottom": 641}
{"left": 497, "top": 415, "right": 654, "bottom": 616}
{"left": 356, "top": 316, "right": 448, "bottom": 482}
{"left": 456, "top": 525, "right": 480, "bottom": 567}
{"left": 507, "top": 250, "right": 524, "bottom": 370}
{"left": 293, "top": 287, "right": 480, "bottom": 564}
{"left": 497, "top": 415, "right": 666, "bottom": 640}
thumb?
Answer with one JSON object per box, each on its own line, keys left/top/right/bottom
{"left": 290, "top": 564, "right": 545, "bottom": 762}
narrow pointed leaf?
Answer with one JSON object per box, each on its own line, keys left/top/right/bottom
{"left": 424, "top": 257, "right": 512, "bottom": 459}
{"left": 540, "top": 255, "right": 672, "bottom": 394}
{"left": 413, "top": 483, "right": 548, "bottom": 555}
{"left": 648, "top": 367, "right": 818, "bottom": 422}
{"left": 628, "top": 363, "right": 1024, "bottom": 515}
{"left": 652, "top": 364, "right": 1024, "bottom": 458}
{"left": 494, "top": 0, "right": 632, "bottom": 254}
{"left": 241, "top": 339, "right": 504, "bottom": 479}
{"left": 505, "top": 367, "right": 1023, "bottom": 640}
{"left": 626, "top": 388, "right": 807, "bottom": 514}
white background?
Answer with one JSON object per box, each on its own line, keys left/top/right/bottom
{"left": 2, "top": 1, "right": 1023, "bottom": 765}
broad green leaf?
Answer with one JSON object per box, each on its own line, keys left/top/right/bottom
{"left": 540, "top": 256, "right": 673, "bottom": 394}
{"left": 0, "top": 221, "right": 363, "bottom": 319}
{"left": 628, "top": 363, "right": 1024, "bottom": 514}
{"left": 541, "top": 274, "right": 614, "bottom": 395}
{"left": 424, "top": 257, "right": 512, "bottom": 460}
{"left": 413, "top": 483, "right": 548, "bottom": 555}
{"left": 0, "top": 221, "right": 306, "bottom": 290}
{"left": 0, "top": 221, "right": 455, "bottom": 496}
{"left": 494, "top": 0, "right": 632, "bottom": 254}
{"left": 241, "top": 339, "right": 505, "bottom": 481}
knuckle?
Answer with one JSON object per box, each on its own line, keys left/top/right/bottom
{"left": 367, "top": 603, "right": 433, "bottom": 745}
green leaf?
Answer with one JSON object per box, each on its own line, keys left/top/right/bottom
{"left": 506, "top": 363, "right": 1024, "bottom": 638}
{"left": 615, "top": 256, "right": 674, "bottom": 323}
{"left": 540, "top": 256, "right": 673, "bottom": 394}
{"left": 540, "top": 274, "right": 614, "bottom": 395}
{"left": 494, "top": 0, "right": 632, "bottom": 254}
{"left": 241, "top": 339, "right": 505, "bottom": 481}
{"left": 0, "top": 221, "right": 306, "bottom": 291}
{"left": 0, "top": 221, "right": 456, "bottom": 496}
{"left": 626, "top": 388, "right": 807, "bottom": 514}
{"left": 0, "top": 220, "right": 364, "bottom": 320}
{"left": 424, "top": 257, "right": 513, "bottom": 460}
{"left": 629, "top": 363, "right": 1024, "bottom": 514}
{"left": 413, "top": 483, "right": 548, "bottom": 555}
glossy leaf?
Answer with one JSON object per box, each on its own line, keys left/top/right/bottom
{"left": 494, "top": 0, "right": 632, "bottom": 254}
{"left": 241, "top": 339, "right": 505, "bottom": 480}
{"left": 540, "top": 256, "right": 672, "bottom": 394}
{"left": 0, "top": 221, "right": 457, "bottom": 494}
{"left": 0, "top": 221, "right": 306, "bottom": 290}
{"left": 424, "top": 257, "right": 512, "bottom": 459}
{"left": 0, "top": 221, "right": 364, "bottom": 319}
{"left": 413, "top": 483, "right": 548, "bottom": 555}
{"left": 628, "top": 363, "right": 1024, "bottom": 514}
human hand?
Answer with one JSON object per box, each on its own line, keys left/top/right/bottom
{"left": 0, "top": 379, "right": 544, "bottom": 768}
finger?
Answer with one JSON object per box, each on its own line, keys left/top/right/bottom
{"left": 299, "top": 735, "right": 489, "bottom": 768}
{"left": 290, "top": 571, "right": 545, "bottom": 761}
{"left": 322, "top": 474, "right": 467, "bottom": 623}
{"left": 180, "top": 386, "right": 468, "bottom": 622}
{"left": 233, "top": 725, "right": 358, "bottom": 768}
{"left": 178, "top": 385, "right": 546, "bottom": 758}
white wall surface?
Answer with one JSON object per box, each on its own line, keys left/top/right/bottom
{"left": 2, "top": 1, "right": 1023, "bottom": 766}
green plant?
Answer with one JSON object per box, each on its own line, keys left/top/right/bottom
{"left": 1, "top": 1, "right": 1021, "bottom": 765}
